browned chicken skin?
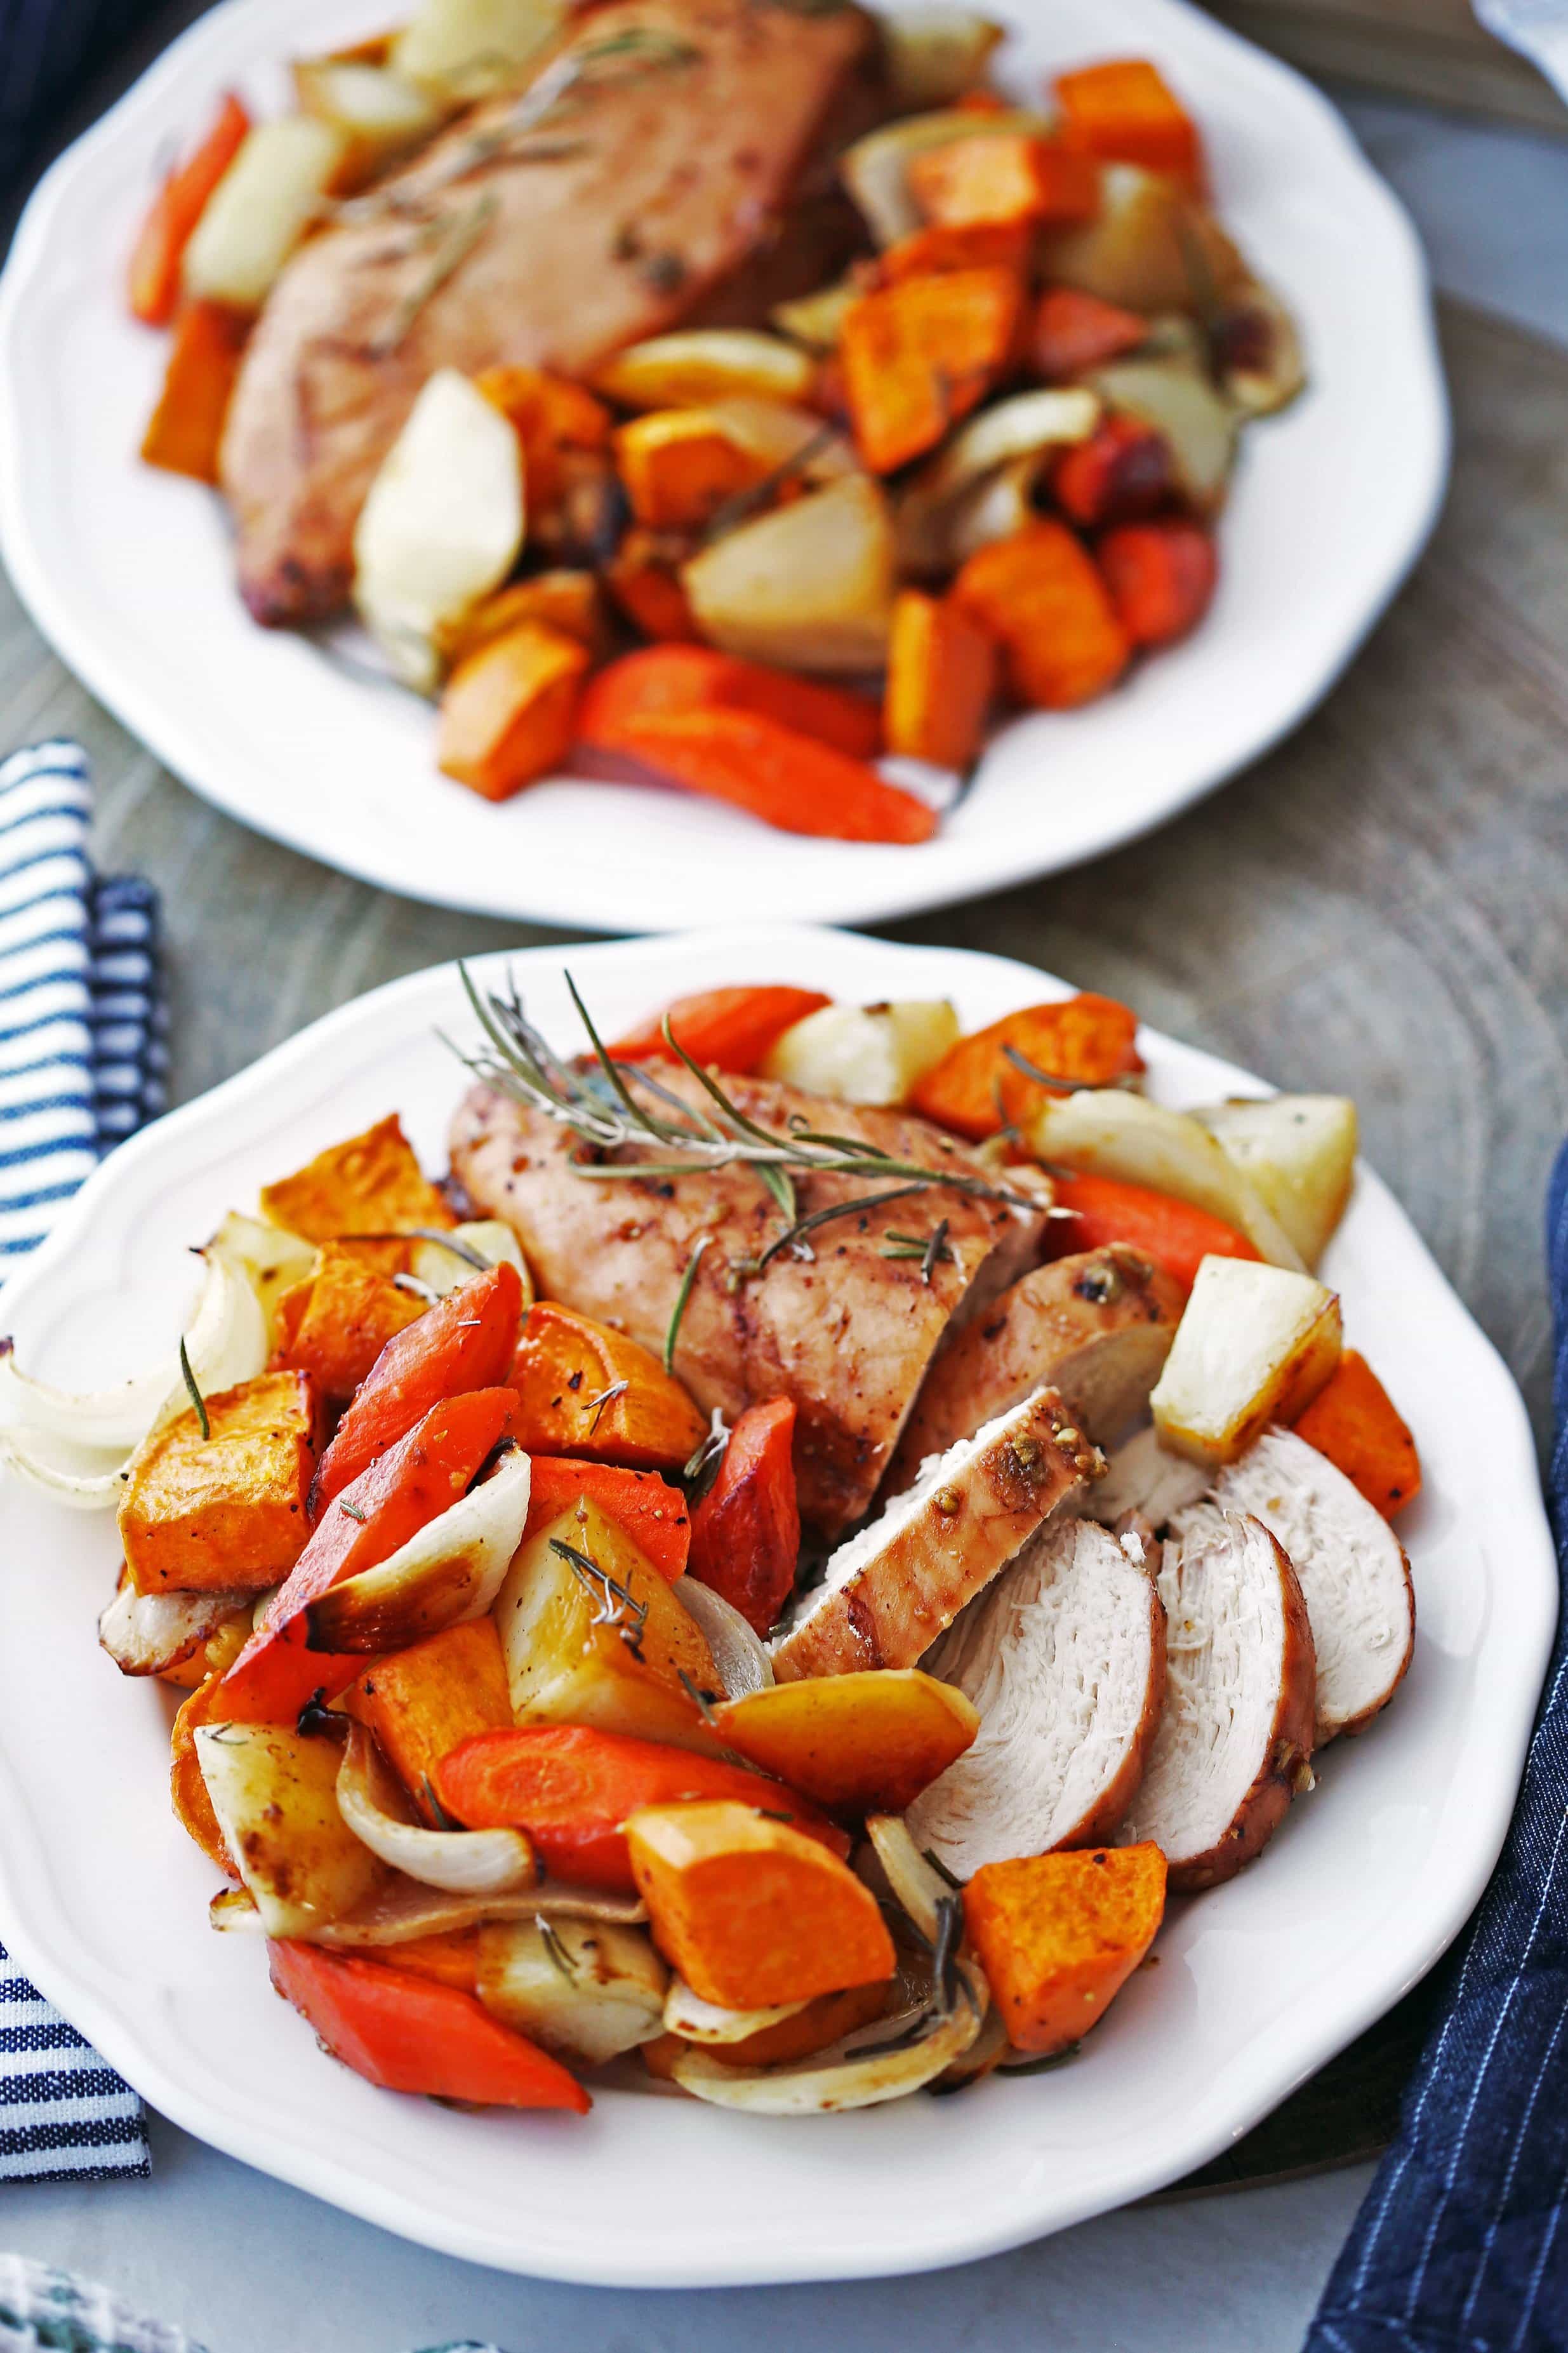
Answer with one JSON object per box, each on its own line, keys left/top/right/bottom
{"left": 220, "top": 0, "right": 879, "bottom": 625}
{"left": 449, "top": 1069, "right": 1047, "bottom": 1542}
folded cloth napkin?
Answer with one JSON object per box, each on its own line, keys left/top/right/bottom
{"left": 1, "top": 738, "right": 166, "bottom": 2183}
{"left": 0, "top": 2255, "right": 507, "bottom": 2353}
{"left": 1304, "top": 1146, "right": 1568, "bottom": 2350}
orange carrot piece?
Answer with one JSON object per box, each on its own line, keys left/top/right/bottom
{"left": 523, "top": 1456, "right": 691, "bottom": 1580}
{"left": 1292, "top": 1350, "right": 1421, "bottom": 1520}
{"left": 908, "top": 131, "right": 1098, "bottom": 229}
{"left": 271, "top": 1243, "right": 425, "bottom": 1403}
{"left": 614, "top": 411, "right": 770, "bottom": 530}
{"left": 1043, "top": 1170, "right": 1259, "bottom": 1295}
{"left": 964, "top": 1843, "right": 1167, "bottom": 2053}
{"left": 688, "top": 1398, "right": 800, "bottom": 1637}
{"left": 953, "top": 520, "right": 1131, "bottom": 708}
{"left": 219, "top": 1387, "right": 521, "bottom": 1724}
{"left": 879, "top": 220, "right": 1033, "bottom": 283}
{"left": 267, "top": 1941, "right": 590, "bottom": 2110}
{"left": 128, "top": 91, "right": 250, "bottom": 325}
{"left": 911, "top": 994, "right": 1145, "bottom": 1140}
{"left": 437, "top": 621, "right": 588, "bottom": 803}
{"left": 1098, "top": 519, "right": 1217, "bottom": 646}
{"left": 138, "top": 299, "right": 249, "bottom": 483}
{"left": 839, "top": 267, "right": 1022, "bottom": 474}
{"left": 626, "top": 1800, "right": 895, "bottom": 2009}
{"left": 602, "top": 533, "right": 703, "bottom": 642}
{"left": 884, "top": 589, "right": 996, "bottom": 771}
{"left": 342, "top": 1617, "right": 515, "bottom": 1820}
{"left": 313, "top": 1262, "right": 525, "bottom": 1511}
{"left": 607, "top": 982, "right": 834, "bottom": 1074}
{"left": 1054, "top": 58, "right": 1204, "bottom": 191}
{"left": 473, "top": 366, "right": 611, "bottom": 508}
{"left": 1053, "top": 416, "right": 1173, "bottom": 529}
{"left": 437, "top": 1724, "right": 847, "bottom": 1891}
{"left": 578, "top": 646, "right": 882, "bottom": 761}
{"left": 1031, "top": 286, "right": 1149, "bottom": 381}
{"left": 509, "top": 1301, "right": 706, "bottom": 1472}
{"left": 581, "top": 709, "right": 937, "bottom": 845}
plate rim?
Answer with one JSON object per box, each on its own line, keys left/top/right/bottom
{"left": 0, "top": 922, "right": 1553, "bottom": 2285}
{"left": 0, "top": 0, "right": 1450, "bottom": 933}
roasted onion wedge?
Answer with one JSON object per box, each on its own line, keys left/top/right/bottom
{"left": 671, "top": 1576, "right": 773, "bottom": 1698}
{"left": 98, "top": 1578, "right": 251, "bottom": 1679}
{"left": 303, "top": 1446, "right": 530, "bottom": 1651}
{"left": 211, "top": 1874, "right": 647, "bottom": 1945}
{"left": 663, "top": 1976, "right": 809, "bottom": 2044}
{"left": 336, "top": 1723, "right": 538, "bottom": 1895}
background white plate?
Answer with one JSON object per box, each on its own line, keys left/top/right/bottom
{"left": 0, "top": 926, "right": 1552, "bottom": 2286}
{"left": 0, "top": 0, "right": 1447, "bottom": 933}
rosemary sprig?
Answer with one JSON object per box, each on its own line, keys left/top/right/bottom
{"left": 879, "top": 1220, "right": 953, "bottom": 1282}
{"left": 584, "top": 1378, "right": 628, "bottom": 1434}
{"left": 665, "top": 1234, "right": 710, "bottom": 1370}
{"left": 536, "top": 1914, "right": 580, "bottom": 1985}
{"left": 757, "top": 1183, "right": 930, "bottom": 1270}
{"left": 179, "top": 1338, "right": 209, "bottom": 1440}
{"left": 550, "top": 1535, "right": 648, "bottom": 1658}
{"left": 368, "top": 190, "right": 496, "bottom": 357}
{"left": 998, "top": 1043, "right": 1106, "bottom": 1098}
{"left": 682, "top": 1411, "right": 730, "bottom": 1504}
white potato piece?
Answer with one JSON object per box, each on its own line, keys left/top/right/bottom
{"left": 771, "top": 280, "right": 861, "bottom": 352}
{"left": 1151, "top": 1256, "right": 1343, "bottom": 1466}
{"left": 840, "top": 107, "right": 1049, "bottom": 246}
{"left": 682, "top": 475, "right": 894, "bottom": 673}
{"left": 183, "top": 117, "right": 347, "bottom": 310}
{"left": 196, "top": 1724, "right": 386, "bottom": 1935}
{"left": 880, "top": 9, "right": 1004, "bottom": 106}
{"left": 392, "top": 0, "right": 564, "bottom": 95}
{"left": 1089, "top": 356, "right": 1239, "bottom": 515}
{"left": 409, "top": 1217, "right": 533, "bottom": 1301}
{"left": 1195, "top": 1095, "right": 1358, "bottom": 1269}
{"left": 292, "top": 60, "right": 446, "bottom": 183}
{"left": 760, "top": 1000, "right": 959, "bottom": 1105}
{"left": 1041, "top": 166, "right": 1243, "bottom": 314}
{"left": 478, "top": 1917, "right": 668, "bottom": 2065}
{"left": 1026, "top": 1089, "right": 1305, "bottom": 1269}
{"left": 702, "top": 396, "right": 856, "bottom": 482}
{"left": 352, "top": 368, "right": 524, "bottom": 690}
{"left": 591, "top": 331, "right": 816, "bottom": 411}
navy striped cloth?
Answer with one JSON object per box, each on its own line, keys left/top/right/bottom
{"left": 1, "top": 739, "right": 164, "bottom": 2182}
{"left": 1305, "top": 1150, "right": 1568, "bottom": 2349}
{"left": 0, "top": 2257, "right": 508, "bottom": 2352}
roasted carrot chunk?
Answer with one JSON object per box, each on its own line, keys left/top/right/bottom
{"left": 1054, "top": 58, "right": 1204, "bottom": 192}
{"left": 1291, "top": 1350, "right": 1421, "bottom": 1519}
{"left": 437, "top": 1724, "right": 847, "bottom": 1891}
{"left": 139, "top": 300, "right": 249, "bottom": 483}
{"left": 342, "top": 1617, "right": 515, "bottom": 1820}
{"left": 607, "top": 983, "right": 834, "bottom": 1075}
{"left": 626, "top": 1800, "right": 895, "bottom": 2009}
{"left": 601, "top": 532, "right": 703, "bottom": 642}
{"left": 908, "top": 131, "right": 1099, "bottom": 229}
{"left": 1043, "top": 1170, "right": 1259, "bottom": 1295}
{"left": 270, "top": 1243, "right": 425, "bottom": 1402}
{"left": 911, "top": 994, "right": 1144, "bottom": 1140}
{"left": 376, "top": 1930, "right": 480, "bottom": 1994}
{"left": 1098, "top": 518, "right": 1218, "bottom": 645}
{"left": 128, "top": 91, "right": 250, "bottom": 324}
{"left": 688, "top": 1398, "right": 800, "bottom": 1637}
{"left": 267, "top": 1941, "right": 590, "bottom": 2110}
{"left": 840, "top": 268, "right": 1022, "bottom": 474}
{"left": 439, "top": 573, "right": 605, "bottom": 669}
{"left": 1031, "top": 286, "right": 1149, "bottom": 381}
{"left": 581, "top": 708, "right": 936, "bottom": 844}
{"left": 260, "top": 1113, "right": 453, "bottom": 1247}
{"left": 879, "top": 220, "right": 1033, "bottom": 283}
{"left": 614, "top": 410, "right": 770, "bottom": 530}
{"left": 437, "top": 621, "right": 588, "bottom": 802}
{"left": 953, "top": 521, "right": 1131, "bottom": 707}
{"left": 884, "top": 589, "right": 996, "bottom": 771}
{"left": 509, "top": 1301, "right": 706, "bottom": 1472}
{"left": 1053, "top": 417, "right": 1173, "bottom": 528}
{"left": 964, "top": 1843, "right": 1167, "bottom": 2053}
{"left": 120, "top": 1371, "right": 320, "bottom": 1596}
{"left": 579, "top": 647, "right": 882, "bottom": 761}
{"left": 522, "top": 1456, "right": 691, "bottom": 1580}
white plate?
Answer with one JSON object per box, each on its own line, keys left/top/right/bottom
{"left": 0, "top": 0, "right": 1445, "bottom": 933}
{"left": 0, "top": 926, "right": 1551, "bottom": 2285}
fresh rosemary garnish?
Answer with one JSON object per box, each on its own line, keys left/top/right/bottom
{"left": 922, "top": 1846, "right": 964, "bottom": 1891}
{"left": 179, "top": 1338, "right": 209, "bottom": 1439}
{"left": 535, "top": 1914, "right": 580, "bottom": 1985}
{"left": 368, "top": 190, "right": 496, "bottom": 357}
{"left": 677, "top": 1669, "right": 721, "bottom": 1726}
{"left": 879, "top": 1220, "right": 953, "bottom": 1283}
{"left": 701, "top": 420, "right": 840, "bottom": 545}
{"left": 422, "top": 1774, "right": 459, "bottom": 1830}
{"left": 664, "top": 1234, "right": 710, "bottom": 1370}
{"left": 550, "top": 1535, "right": 648, "bottom": 1658}
{"left": 393, "top": 1270, "right": 440, "bottom": 1303}
{"left": 682, "top": 1411, "right": 730, "bottom": 1505}
{"left": 409, "top": 1228, "right": 491, "bottom": 1271}
{"left": 584, "top": 1378, "right": 629, "bottom": 1434}
{"left": 998, "top": 1043, "right": 1105, "bottom": 1098}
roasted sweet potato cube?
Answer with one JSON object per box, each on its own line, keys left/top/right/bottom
{"left": 270, "top": 1242, "right": 425, "bottom": 1401}
{"left": 474, "top": 366, "right": 613, "bottom": 507}
{"left": 119, "top": 1370, "right": 320, "bottom": 1595}
{"left": 626, "top": 1800, "right": 896, "bottom": 2009}
{"left": 1054, "top": 58, "right": 1203, "bottom": 190}
{"left": 907, "top": 132, "right": 1099, "bottom": 230}
{"left": 614, "top": 410, "right": 771, "bottom": 530}
{"left": 840, "top": 268, "right": 1021, "bottom": 474}
{"left": 342, "top": 1616, "right": 514, "bottom": 1822}
{"left": 602, "top": 533, "right": 703, "bottom": 641}
{"left": 437, "top": 571, "right": 607, "bottom": 669}
{"left": 953, "top": 520, "right": 1130, "bottom": 707}
{"left": 964, "top": 1843, "right": 1167, "bottom": 2054}
{"left": 879, "top": 220, "right": 1033, "bottom": 283}
{"left": 712, "top": 1670, "right": 979, "bottom": 1815}
{"left": 884, "top": 589, "right": 996, "bottom": 771}
{"left": 508, "top": 1302, "right": 707, "bottom": 1470}
{"left": 259, "top": 1113, "right": 453, "bottom": 1245}
{"left": 437, "top": 621, "right": 589, "bottom": 802}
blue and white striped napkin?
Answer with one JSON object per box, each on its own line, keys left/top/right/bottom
{"left": 0, "top": 2256, "right": 508, "bottom": 2353}
{"left": 1, "top": 738, "right": 165, "bottom": 2183}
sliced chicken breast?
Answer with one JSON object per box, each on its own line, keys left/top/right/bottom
{"left": 222, "top": 0, "right": 877, "bottom": 623}
{"left": 1085, "top": 1423, "right": 1210, "bottom": 1531}
{"left": 1179, "top": 1428, "right": 1414, "bottom": 1743}
{"left": 1118, "top": 1511, "right": 1316, "bottom": 1890}
{"left": 771, "top": 1388, "right": 1099, "bottom": 1680}
{"left": 888, "top": 1246, "right": 1184, "bottom": 1493}
{"left": 451, "top": 1069, "right": 1047, "bottom": 1543}
{"left": 909, "top": 1517, "right": 1166, "bottom": 1877}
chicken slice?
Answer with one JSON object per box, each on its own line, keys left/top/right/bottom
{"left": 1118, "top": 1511, "right": 1316, "bottom": 1890}
{"left": 1084, "top": 1423, "right": 1210, "bottom": 1531}
{"left": 887, "top": 1246, "right": 1184, "bottom": 1493}
{"left": 771, "top": 1387, "right": 1098, "bottom": 1680}
{"left": 908, "top": 1518, "right": 1166, "bottom": 1878}
{"left": 1177, "top": 1428, "right": 1414, "bottom": 1744}
{"left": 451, "top": 1069, "right": 1046, "bottom": 1543}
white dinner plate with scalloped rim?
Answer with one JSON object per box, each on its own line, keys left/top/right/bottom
{"left": 0, "top": 926, "right": 1550, "bottom": 2285}
{"left": 0, "top": 0, "right": 1445, "bottom": 932}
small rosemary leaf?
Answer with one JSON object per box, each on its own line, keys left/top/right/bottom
{"left": 922, "top": 1846, "right": 964, "bottom": 1890}
{"left": 758, "top": 1183, "right": 929, "bottom": 1270}
{"left": 179, "top": 1338, "right": 209, "bottom": 1440}
{"left": 677, "top": 1668, "right": 721, "bottom": 1727}
{"left": 664, "top": 1234, "right": 711, "bottom": 1373}
{"left": 568, "top": 970, "right": 651, "bottom": 1125}
{"left": 757, "top": 1159, "right": 797, "bottom": 1228}
{"left": 657, "top": 1018, "right": 786, "bottom": 1150}
{"left": 340, "top": 1501, "right": 368, "bottom": 1524}
{"left": 999, "top": 1043, "right": 1097, "bottom": 1096}
{"left": 584, "top": 1378, "right": 629, "bottom": 1434}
